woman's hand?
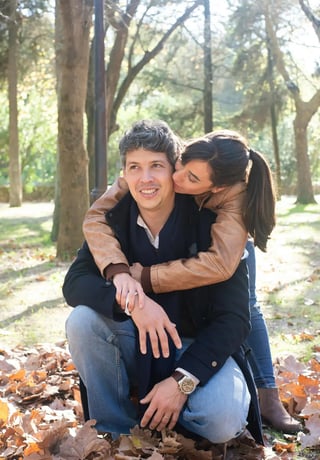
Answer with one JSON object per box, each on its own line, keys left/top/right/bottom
{"left": 130, "top": 262, "right": 144, "bottom": 283}
{"left": 113, "top": 273, "right": 145, "bottom": 311}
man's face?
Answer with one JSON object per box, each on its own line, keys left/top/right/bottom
{"left": 123, "top": 148, "right": 175, "bottom": 214}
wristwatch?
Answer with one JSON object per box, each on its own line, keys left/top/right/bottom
{"left": 171, "top": 370, "right": 197, "bottom": 395}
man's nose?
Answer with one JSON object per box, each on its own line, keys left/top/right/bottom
{"left": 140, "top": 168, "right": 153, "bottom": 181}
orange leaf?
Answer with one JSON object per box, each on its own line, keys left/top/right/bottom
{"left": 63, "top": 362, "right": 76, "bottom": 371}
{"left": 9, "top": 368, "right": 26, "bottom": 381}
{"left": 281, "top": 382, "right": 307, "bottom": 399}
{"left": 309, "top": 358, "right": 320, "bottom": 372}
{"left": 36, "top": 275, "right": 47, "bottom": 281}
{"left": 299, "top": 332, "right": 314, "bottom": 341}
{"left": 24, "top": 442, "right": 42, "bottom": 456}
{"left": 0, "top": 399, "right": 9, "bottom": 423}
{"left": 298, "top": 374, "right": 319, "bottom": 391}
{"left": 273, "top": 440, "right": 296, "bottom": 453}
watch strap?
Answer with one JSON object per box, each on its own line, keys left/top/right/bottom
{"left": 171, "top": 370, "right": 185, "bottom": 382}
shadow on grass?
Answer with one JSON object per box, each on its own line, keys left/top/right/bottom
{"left": 277, "top": 202, "right": 320, "bottom": 219}
{"left": 0, "top": 214, "right": 54, "bottom": 248}
{"left": 0, "top": 260, "right": 62, "bottom": 283}
{"left": 0, "top": 297, "right": 66, "bottom": 329}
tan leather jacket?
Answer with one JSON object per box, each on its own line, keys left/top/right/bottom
{"left": 83, "top": 177, "right": 248, "bottom": 293}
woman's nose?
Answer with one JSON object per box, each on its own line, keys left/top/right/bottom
{"left": 175, "top": 159, "right": 183, "bottom": 171}
{"left": 172, "top": 169, "right": 182, "bottom": 183}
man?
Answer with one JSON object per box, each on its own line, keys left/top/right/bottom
{"left": 63, "top": 120, "right": 262, "bottom": 444}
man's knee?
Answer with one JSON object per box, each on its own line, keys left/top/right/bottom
{"left": 180, "top": 359, "right": 250, "bottom": 443}
{"left": 181, "top": 395, "right": 249, "bottom": 443}
{"left": 66, "top": 305, "right": 98, "bottom": 341}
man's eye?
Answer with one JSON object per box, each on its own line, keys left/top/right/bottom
{"left": 153, "top": 163, "right": 163, "bottom": 168}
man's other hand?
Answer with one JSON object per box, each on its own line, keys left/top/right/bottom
{"left": 140, "top": 377, "right": 187, "bottom": 431}
{"left": 131, "top": 297, "right": 182, "bottom": 358}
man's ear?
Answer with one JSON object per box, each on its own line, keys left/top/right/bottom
{"left": 211, "top": 185, "right": 226, "bottom": 193}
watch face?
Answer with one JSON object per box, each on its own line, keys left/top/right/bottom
{"left": 180, "top": 377, "right": 196, "bottom": 394}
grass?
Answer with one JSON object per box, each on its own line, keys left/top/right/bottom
{"left": 0, "top": 202, "right": 70, "bottom": 347}
{"left": 0, "top": 197, "right": 319, "bottom": 360}
{"left": 254, "top": 196, "right": 320, "bottom": 362}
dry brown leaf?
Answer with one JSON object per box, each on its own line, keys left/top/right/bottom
{"left": 1, "top": 343, "right": 320, "bottom": 458}
{"left": 297, "top": 414, "right": 320, "bottom": 448}
{"left": 57, "top": 420, "right": 112, "bottom": 460}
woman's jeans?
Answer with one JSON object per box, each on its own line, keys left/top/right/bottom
{"left": 245, "top": 240, "right": 276, "bottom": 388}
{"left": 66, "top": 305, "right": 250, "bottom": 443}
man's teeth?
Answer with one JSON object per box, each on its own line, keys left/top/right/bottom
{"left": 141, "top": 189, "right": 156, "bottom": 194}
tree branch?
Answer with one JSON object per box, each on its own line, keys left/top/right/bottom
{"left": 111, "top": 0, "right": 202, "bottom": 131}
{"left": 298, "top": 0, "right": 320, "bottom": 42}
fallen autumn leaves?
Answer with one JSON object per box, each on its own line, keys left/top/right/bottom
{"left": 0, "top": 342, "right": 319, "bottom": 459}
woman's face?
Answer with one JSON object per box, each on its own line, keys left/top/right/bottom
{"left": 172, "top": 159, "right": 215, "bottom": 195}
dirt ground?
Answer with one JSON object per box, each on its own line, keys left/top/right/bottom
{"left": 0, "top": 202, "right": 70, "bottom": 347}
{"left": 0, "top": 197, "right": 319, "bottom": 359}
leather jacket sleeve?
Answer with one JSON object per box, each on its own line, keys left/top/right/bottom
{"left": 82, "top": 177, "right": 130, "bottom": 277}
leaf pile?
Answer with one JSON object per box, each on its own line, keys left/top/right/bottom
{"left": 274, "top": 353, "right": 320, "bottom": 450}
{"left": 0, "top": 342, "right": 320, "bottom": 459}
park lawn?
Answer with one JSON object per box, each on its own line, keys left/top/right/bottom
{"left": 0, "top": 197, "right": 319, "bottom": 357}
{"left": 0, "top": 197, "right": 319, "bottom": 459}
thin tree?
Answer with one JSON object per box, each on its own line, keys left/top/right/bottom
{"left": 8, "top": 0, "right": 22, "bottom": 207}
{"left": 203, "top": 0, "right": 213, "bottom": 133}
{"left": 299, "top": 0, "right": 320, "bottom": 41}
{"left": 266, "top": 41, "right": 281, "bottom": 195}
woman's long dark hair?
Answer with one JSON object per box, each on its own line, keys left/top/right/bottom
{"left": 181, "top": 129, "right": 276, "bottom": 252}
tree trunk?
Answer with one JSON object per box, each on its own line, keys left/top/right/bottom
{"left": 8, "top": 0, "right": 22, "bottom": 207}
{"left": 294, "top": 106, "right": 316, "bottom": 204}
{"left": 55, "top": 0, "right": 93, "bottom": 260}
{"left": 203, "top": 0, "right": 213, "bottom": 133}
{"left": 86, "top": 40, "right": 95, "bottom": 193}
{"left": 266, "top": 45, "right": 281, "bottom": 196}
{"left": 264, "top": 8, "right": 319, "bottom": 204}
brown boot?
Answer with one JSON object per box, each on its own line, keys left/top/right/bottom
{"left": 258, "top": 387, "right": 302, "bottom": 433}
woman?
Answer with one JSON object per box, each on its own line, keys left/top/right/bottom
{"left": 82, "top": 126, "right": 301, "bottom": 433}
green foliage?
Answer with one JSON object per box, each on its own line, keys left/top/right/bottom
{"left": 19, "top": 83, "right": 57, "bottom": 187}
{"left": 0, "top": 68, "right": 57, "bottom": 188}
{"left": 1, "top": 0, "right": 319, "bottom": 195}
{"left": 0, "top": 0, "right": 52, "bottom": 85}
{"left": 0, "top": 0, "right": 56, "bottom": 189}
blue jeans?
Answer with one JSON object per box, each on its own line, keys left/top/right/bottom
{"left": 66, "top": 305, "right": 250, "bottom": 443}
{"left": 245, "top": 240, "right": 276, "bottom": 388}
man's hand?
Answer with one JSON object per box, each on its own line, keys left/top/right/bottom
{"left": 113, "top": 273, "right": 145, "bottom": 311}
{"left": 131, "top": 297, "right": 182, "bottom": 358}
{"left": 140, "top": 377, "right": 188, "bottom": 431}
